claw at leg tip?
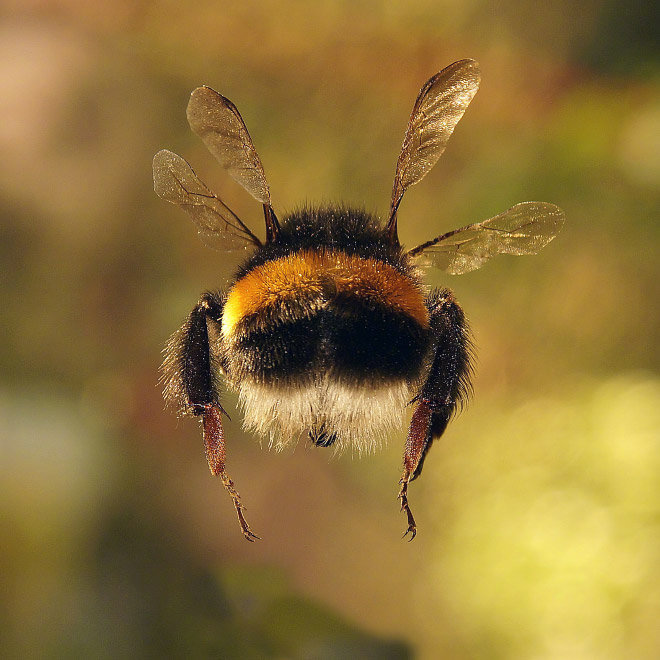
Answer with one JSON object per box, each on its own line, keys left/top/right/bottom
{"left": 402, "top": 527, "right": 417, "bottom": 541}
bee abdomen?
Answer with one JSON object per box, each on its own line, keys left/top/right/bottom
{"left": 225, "top": 298, "right": 428, "bottom": 386}
{"left": 222, "top": 249, "right": 430, "bottom": 385}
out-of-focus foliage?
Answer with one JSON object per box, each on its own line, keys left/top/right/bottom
{"left": 1, "top": 1, "right": 658, "bottom": 658}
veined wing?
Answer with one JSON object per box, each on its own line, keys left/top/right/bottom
{"left": 186, "top": 86, "right": 271, "bottom": 205}
{"left": 153, "top": 149, "right": 261, "bottom": 250}
{"left": 389, "top": 59, "right": 481, "bottom": 226}
{"left": 408, "top": 202, "right": 565, "bottom": 274}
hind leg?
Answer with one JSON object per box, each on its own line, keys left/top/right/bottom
{"left": 398, "top": 288, "right": 473, "bottom": 539}
{"left": 161, "top": 291, "right": 259, "bottom": 541}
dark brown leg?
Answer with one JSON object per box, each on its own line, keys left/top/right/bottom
{"left": 203, "top": 404, "right": 260, "bottom": 542}
{"left": 398, "top": 400, "right": 432, "bottom": 540}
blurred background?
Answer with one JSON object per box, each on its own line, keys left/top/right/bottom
{"left": 1, "top": 1, "right": 658, "bottom": 658}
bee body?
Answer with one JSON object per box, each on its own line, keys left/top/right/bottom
{"left": 154, "top": 59, "right": 564, "bottom": 540}
{"left": 220, "top": 206, "right": 431, "bottom": 451}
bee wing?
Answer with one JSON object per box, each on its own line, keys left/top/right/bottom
{"left": 387, "top": 59, "right": 481, "bottom": 239}
{"left": 153, "top": 149, "right": 262, "bottom": 249}
{"left": 407, "top": 202, "right": 565, "bottom": 274}
{"left": 186, "top": 86, "right": 271, "bottom": 206}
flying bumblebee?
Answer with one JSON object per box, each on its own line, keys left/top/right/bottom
{"left": 154, "top": 59, "right": 564, "bottom": 541}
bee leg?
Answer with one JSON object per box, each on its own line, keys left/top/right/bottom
{"left": 201, "top": 403, "right": 260, "bottom": 542}
{"left": 399, "top": 400, "right": 432, "bottom": 540}
{"left": 399, "top": 288, "right": 473, "bottom": 540}
{"left": 162, "top": 292, "right": 260, "bottom": 542}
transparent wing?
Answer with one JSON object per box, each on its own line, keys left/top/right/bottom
{"left": 153, "top": 149, "right": 261, "bottom": 250}
{"left": 408, "top": 202, "right": 565, "bottom": 274}
{"left": 390, "top": 59, "right": 481, "bottom": 217}
{"left": 186, "top": 86, "right": 271, "bottom": 205}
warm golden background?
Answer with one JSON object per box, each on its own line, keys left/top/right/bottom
{"left": 2, "top": 1, "right": 658, "bottom": 658}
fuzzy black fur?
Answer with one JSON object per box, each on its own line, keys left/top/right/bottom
{"left": 233, "top": 205, "right": 410, "bottom": 281}
{"left": 230, "top": 302, "right": 430, "bottom": 386}
{"left": 410, "top": 288, "right": 474, "bottom": 479}
{"left": 160, "top": 291, "right": 225, "bottom": 415}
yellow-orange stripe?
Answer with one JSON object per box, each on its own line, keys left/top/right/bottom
{"left": 222, "top": 249, "right": 428, "bottom": 337}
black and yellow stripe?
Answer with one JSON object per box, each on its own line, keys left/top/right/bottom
{"left": 222, "top": 249, "right": 428, "bottom": 335}
{"left": 222, "top": 248, "right": 430, "bottom": 385}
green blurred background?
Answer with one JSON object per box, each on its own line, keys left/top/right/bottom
{"left": 1, "top": 1, "right": 658, "bottom": 658}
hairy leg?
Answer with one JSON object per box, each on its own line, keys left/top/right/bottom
{"left": 399, "top": 288, "right": 473, "bottom": 539}
{"left": 161, "top": 291, "right": 259, "bottom": 541}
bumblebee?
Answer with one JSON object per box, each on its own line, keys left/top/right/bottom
{"left": 154, "top": 59, "right": 564, "bottom": 541}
